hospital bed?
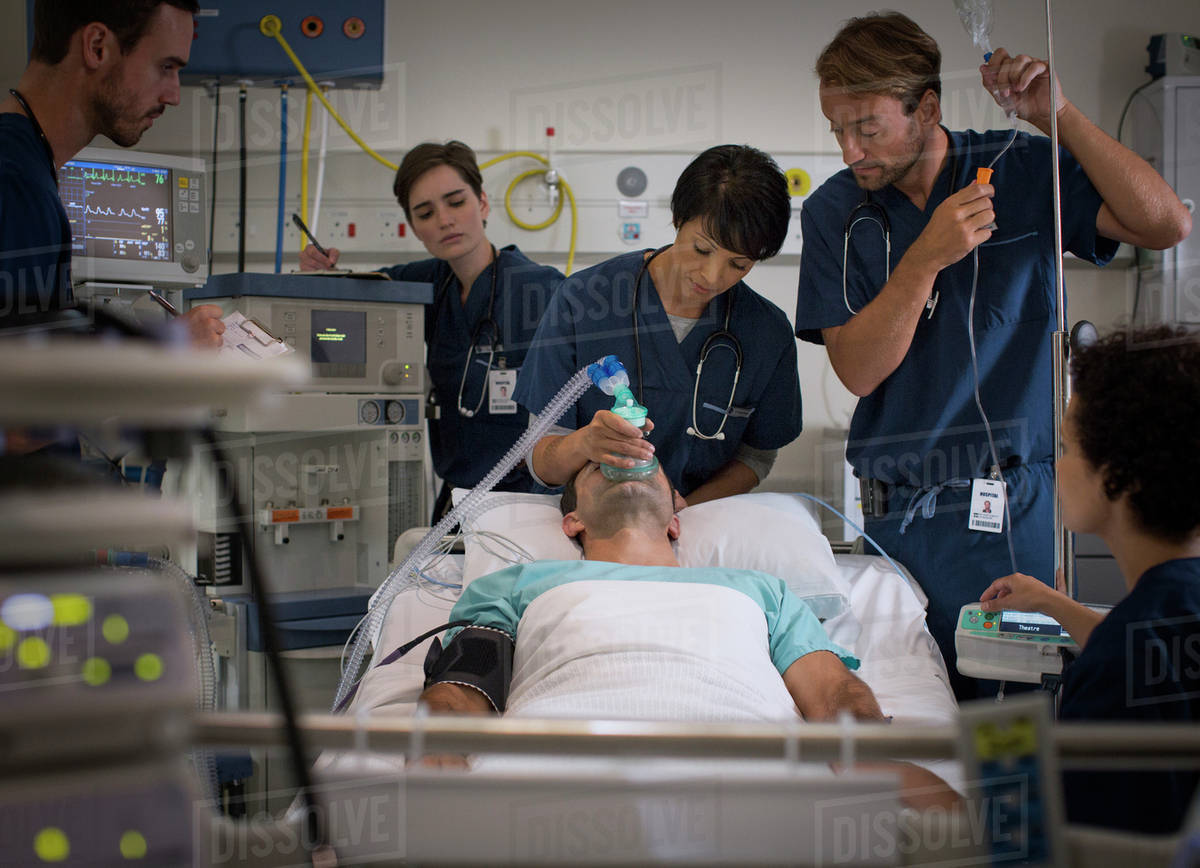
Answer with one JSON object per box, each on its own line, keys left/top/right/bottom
{"left": 353, "top": 491, "right": 958, "bottom": 736}
{"left": 295, "top": 491, "right": 971, "bottom": 865}
{"left": 197, "top": 490, "right": 1199, "bottom": 864}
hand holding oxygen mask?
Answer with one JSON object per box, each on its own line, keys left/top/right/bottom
{"left": 587, "top": 355, "right": 660, "bottom": 481}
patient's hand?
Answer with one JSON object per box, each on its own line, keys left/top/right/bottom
{"left": 837, "top": 761, "right": 962, "bottom": 812}
{"left": 892, "top": 762, "right": 963, "bottom": 811}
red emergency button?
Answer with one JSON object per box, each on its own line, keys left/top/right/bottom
{"left": 983, "top": 621, "right": 993, "bottom": 629}
{"left": 398, "top": 223, "right": 406, "bottom": 237}
{"left": 347, "top": 222, "right": 356, "bottom": 238}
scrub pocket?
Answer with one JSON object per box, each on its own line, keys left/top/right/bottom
{"left": 975, "top": 230, "right": 1052, "bottom": 329}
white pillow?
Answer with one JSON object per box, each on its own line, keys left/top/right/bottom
{"left": 676, "top": 499, "right": 850, "bottom": 619}
{"left": 456, "top": 491, "right": 579, "bottom": 582}
{"left": 722, "top": 491, "right": 824, "bottom": 535}
{"left": 454, "top": 490, "right": 851, "bottom": 620}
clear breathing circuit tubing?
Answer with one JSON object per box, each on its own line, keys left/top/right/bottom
{"left": 332, "top": 362, "right": 598, "bottom": 710}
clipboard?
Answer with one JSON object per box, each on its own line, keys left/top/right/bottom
{"left": 219, "top": 311, "right": 294, "bottom": 361}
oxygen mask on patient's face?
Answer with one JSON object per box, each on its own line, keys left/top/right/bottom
{"left": 587, "top": 355, "right": 660, "bottom": 482}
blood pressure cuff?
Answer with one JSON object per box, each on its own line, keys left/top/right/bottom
{"left": 422, "top": 626, "right": 515, "bottom": 712}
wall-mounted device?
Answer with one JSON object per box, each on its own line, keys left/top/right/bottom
{"left": 1147, "top": 33, "right": 1200, "bottom": 78}
{"left": 1128, "top": 76, "right": 1199, "bottom": 325}
{"left": 184, "top": 2, "right": 385, "bottom": 88}
{"left": 23, "top": 1, "right": 387, "bottom": 89}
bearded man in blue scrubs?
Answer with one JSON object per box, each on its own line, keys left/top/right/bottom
{"left": 794, "top": 12, "right": 1191, "bottom": 699}
{"left": 1, "top": 0, "right": 223, "bottom": 343}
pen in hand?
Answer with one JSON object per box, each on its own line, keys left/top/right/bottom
{"left": 143, "top": 291, "right": 226, "bottom": 348}
{"left": 291, "top": 212, "right": 330, "bottom": 259}
{"left": 146, "top": 289, "right": 180, "bottom": 317}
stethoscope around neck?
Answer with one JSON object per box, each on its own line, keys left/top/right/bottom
{"left": 8, "top": 88, "right": 57, "bottom": 184}
{"left": 841, "top": 150, "right": 959, "bottom": 319}
{"left": 841, "top": 192, "right": 891, "bottom": 315}
{"left": 433, "top": 244, "right": 499, "bottom": 418}
{"left": 632, "top": 245, "right": 743, "bottom": 441}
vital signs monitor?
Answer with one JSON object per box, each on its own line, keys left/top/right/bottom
{"left": 57, "top": 146, "right": 208, "bottom": 287}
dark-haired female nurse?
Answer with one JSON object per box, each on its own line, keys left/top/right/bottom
{"left": 513, "top": 145, "right": 802, "bottom": 506}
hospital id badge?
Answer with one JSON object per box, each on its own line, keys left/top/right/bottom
{"left": 488, "top": 369, "right": 517, "bottom": 414}
{"left": 968, "top": 478, "right": 1005, "bottom": 534}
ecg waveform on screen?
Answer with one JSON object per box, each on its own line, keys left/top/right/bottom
{"left": 84, "top": 205, "right": 150, "bottom": 218}
{"left": 59, "top": 162, "right": 173, "bottom": 262}
{"left": 77, "top": 167, "right": 166, "bottom": 186}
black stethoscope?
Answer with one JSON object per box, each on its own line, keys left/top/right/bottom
{"left": 841, "top": 193, "right": 890, "bottom": 315}
{"left": 8, "top": 88, "right": 57, "bottom": 185}
{"left": 433, "top": 245, "right": 499, "bottom": 418}
{"left": 841, "top": 150, "right": 959, "bottom": 320}
{"left": 632, "top": 245, "right": 743, "bottom": 441}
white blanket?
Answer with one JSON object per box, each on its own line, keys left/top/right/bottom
{"left": 331, "top": 553, "right": 964, "bottom": 797}
{"left": 349, "top": 554, "right": 956, "bottom": 731}
{"left": 507, "top": 581, "right": 799, "bottom": 722}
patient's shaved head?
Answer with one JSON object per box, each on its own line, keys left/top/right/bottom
{"left": 561, "top": 463, "right": 675, "bottom": 541}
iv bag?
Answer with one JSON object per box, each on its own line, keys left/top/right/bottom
{"left": 953, "top": 0, "right": 1017, "bottom": 123}
{"left": 953, "top": 0, "right": 995, "bottom": 56}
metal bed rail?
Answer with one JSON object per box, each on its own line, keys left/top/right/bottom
{"left": 193, "top": 711, "right": 1200, "bottom": 768}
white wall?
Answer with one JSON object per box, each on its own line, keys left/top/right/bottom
{"left": 4, "top": 0, "right": 1197, "bottom": 493}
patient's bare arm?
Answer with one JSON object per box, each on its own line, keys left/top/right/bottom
{"left": 783, "top": 651, "right": 885, "bottom": 722}
{"left": 418, "top": 683, "right": 493, "bottom": 715}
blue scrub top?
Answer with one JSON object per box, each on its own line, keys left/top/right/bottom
{"left": 381, "top": 245, "right": 562, "bottom": 490}
{"left": 1059, "top": 557, "right": 1200, "bottom": 834}
{"left": 0, "top": 114, "right": 74, "bottom": 329}
{"left": 795, "top": 129, "right": 1118, "bottom": 487}
{"left": 514, "top": 250, "right": 802, "bottom": 497}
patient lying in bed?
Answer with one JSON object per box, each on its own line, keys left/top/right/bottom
{"left": 418, "top": 461, "right": 957, "bottom": 808}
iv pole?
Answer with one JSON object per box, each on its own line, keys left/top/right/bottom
{"left": 1046, "top": 0, "right": 1075, "bottom": 600}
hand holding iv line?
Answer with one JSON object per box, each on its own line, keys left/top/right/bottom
{"left": 980, "top": 48, "right": 1066, "bottom": 133}
{"left": 843, "top": 180, "right": 997, "bottom": 318}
